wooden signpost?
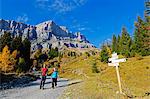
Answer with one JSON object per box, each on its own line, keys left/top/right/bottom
{"left": 108, "top": 53, "right": 126, "bottom": 94}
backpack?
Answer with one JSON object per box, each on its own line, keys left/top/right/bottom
{"left": 48, "top": 68, "right": 54, "bottom": 76}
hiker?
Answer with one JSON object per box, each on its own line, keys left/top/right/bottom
{"left": 40, "top": 63, "right": 48, "bottom": 90}
{"left": 51, "top": 67, "right": 58, "bottom": 89}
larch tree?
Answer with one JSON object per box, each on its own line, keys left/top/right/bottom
{"left": 0, "top": 45, "right": 15, "bottom": 72}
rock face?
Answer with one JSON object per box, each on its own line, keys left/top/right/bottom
{"left": 0, "top": 19, "right": 95, "bottom": 52}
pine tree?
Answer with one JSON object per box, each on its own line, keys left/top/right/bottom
{"left": 144, "top": 16, "right": 150, "bottom": 55}
{"left": 11, "top": 36, "right": 23, "bottom": 51}
{"left": 22, "top": 38, "right": 31, "bottom": 70}
{"left": 117, "top": 35, "right": 121, "bottom": 54}
{"left": 112, "top": 34, "right": 117, "bottom": 53}
{"left": 134, "top": 16, "right": 150, "bottom": 56}
{"left": 100, "top": 44, "right": 110, "bottom": 63}
{"left": 129, "top": 37, "right": 136, "bottom": 57}
{"left": 119, "top": 27, "right": 132, "bottom": 57}
{"left": 145, "top": 0, "right": 150, "bottom": 17}
{"left": 0, "top": 31, "right": 12, "bottom": 51}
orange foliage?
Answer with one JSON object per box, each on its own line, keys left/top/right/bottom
{"left": 0, "top": 45, "right": 17, "bottom": 72}
{"left": 11, "top": 50, "right": 18, "bottom": 59}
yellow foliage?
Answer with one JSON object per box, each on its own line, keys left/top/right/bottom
{"left": 33, "top": 60, "right": 38, "bottom": 66}
{"left": 34, "top": 49, "right": 42, "bottom": 59}
{"left": 44, "top": 61, "right": 50, "bottom": 67}
{"left": 0, "top": 45, "right": 17, "bottom": 72}
{"left": 106, "top": 46, "right": 112, "bottom": 56}
{"left": 11, "top": 50, "right": 18, "bottom": 59}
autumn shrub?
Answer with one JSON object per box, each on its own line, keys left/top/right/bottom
{"left": 16, "top": 57, "right": 26, "bottom": 73}
{"left": 92, "top": 62, "right": 99, "bottom": 73}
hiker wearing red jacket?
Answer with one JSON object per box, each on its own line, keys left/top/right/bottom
{"left": 40, "top": 63, "right": 48, "bottom": 90}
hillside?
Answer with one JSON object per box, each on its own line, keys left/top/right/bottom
{"left": 59, "top": 55, "right": 150, "bottom": 99}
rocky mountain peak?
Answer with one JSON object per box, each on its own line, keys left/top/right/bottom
{"left": 0, "top": 19, "right": 95, "bottom": 52}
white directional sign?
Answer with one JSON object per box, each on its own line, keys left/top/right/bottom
{"left": 112, "top": 53, "right": 117, "bottom": 57}
{"left": 108, "top": 63, "right": 119, "bottom": 66}
{"left": 108, "top": 56, "right": 118, "bottom": 61}
{"left": 108, "top": 53, "right": 126, "bottom": 94}
{"left": 111, "top": 58, "right": 126, "bottom": 63}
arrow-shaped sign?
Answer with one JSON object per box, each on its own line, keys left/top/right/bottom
{"left": 112, "top": 53, "right": 118, "bottom": 57}
{"left": 108, "top": 63, "right": 119, "bottom": 66}
{"left": 111, "top": 58, "right": 126, "bottom": 63}
{"left": 108, "top": 55, "right": 119, "bottom": 61}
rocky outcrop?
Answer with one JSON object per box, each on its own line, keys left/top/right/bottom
{"left": 0, "top": 19, "right": 95, "bottom": 52}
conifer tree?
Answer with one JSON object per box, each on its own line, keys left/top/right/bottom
{"left": 134, "top": 16, "right": 150, "bottom": 56}
{"left": 0, "top": 32, "right": 12, "bottom": 51}
{"left": 100, "top": 44, "right": 110, "bottom": 63}
{"left": 145, "top": 0, "right": 150, "bottom": 16}
{"left": 117, "top": 35, "right": 121, "bottom": 54}
{"left": 119, "top": 27, "right": 132, "bottom": 57}
{"left": 11, "top": 36, "right": 22, "bottom": 51}
{"left": 112, "top": 34, "right": 117, "bottom": 52}
{"left": 22, "top": 38, "right": 31, "bottom": 70}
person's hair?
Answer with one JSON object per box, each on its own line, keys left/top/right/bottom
{"left": 53, "top": 67, "right": 58, "bottom": 71}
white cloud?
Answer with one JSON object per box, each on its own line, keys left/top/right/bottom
{"left": 36, "top": 0, "right": 87, "bottom": 13}
{"left": 16, "top": 14, "right": 29, "bottom": 23}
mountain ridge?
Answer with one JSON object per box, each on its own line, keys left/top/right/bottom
{"left": 0, "top": 19, "right": 95, "bottom": 52}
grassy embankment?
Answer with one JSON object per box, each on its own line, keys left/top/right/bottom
{"left": 59, "top": 54, "right": 150, "bottom": 99}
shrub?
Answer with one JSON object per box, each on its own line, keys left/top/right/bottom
{"left": 85, "top": 52, "right": 90, "bottom": 57}
{"left": 135, "top": 53, "right": 143, "bottom": 60}
{"left": 92, "top": 62, "right": 99, "bottom": 73}
{"left": 48, "top": 48, "right": 59, "bottom": 59}
{"left": 16, "top": 57, "right": 26, "bottom": 73}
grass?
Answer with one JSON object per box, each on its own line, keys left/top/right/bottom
{"left": 59, "top": 55, "right": 150, "bottom": 99}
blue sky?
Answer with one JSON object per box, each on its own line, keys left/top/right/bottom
{"left": 1, "top": 0, "right": 145, "bottom": 47}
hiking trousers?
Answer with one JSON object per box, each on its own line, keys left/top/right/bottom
{"left": 40, "top": 76, "right": 46, "bottom": 89}
{"left": 52, "top": 78, "right": 57, "bottom": 88}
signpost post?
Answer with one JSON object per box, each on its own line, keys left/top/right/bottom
{"left": 108, "top": 53, "right": 126, "bottom": 94}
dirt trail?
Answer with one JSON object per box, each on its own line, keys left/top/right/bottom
{"left": 0, "top": 77, "right": 69, "bottom": 99}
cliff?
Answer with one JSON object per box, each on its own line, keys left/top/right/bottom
{"left": 0, "top": 19, "right": 95, "bottom": 52}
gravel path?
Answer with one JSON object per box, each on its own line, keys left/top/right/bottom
{"left": 0, "top": 76, "right": 69, "bottom": 99}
